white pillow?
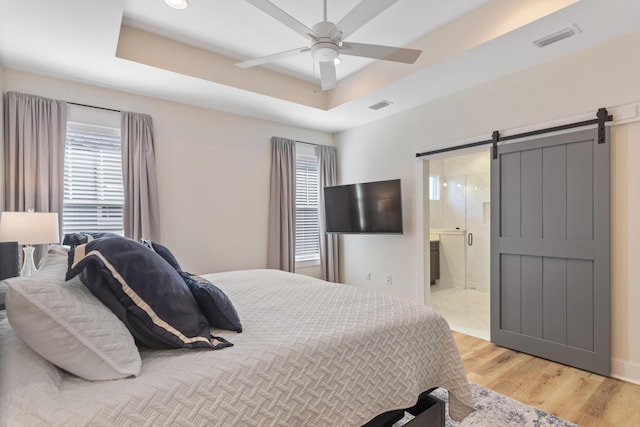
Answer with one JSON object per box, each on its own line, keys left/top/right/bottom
{"left": 6, "top": 248, "right": 141, "bottom": 381}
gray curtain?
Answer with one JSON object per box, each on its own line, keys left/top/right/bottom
{"left": 121, "top": 112, "right": 160, "bottom": 241}
{"left": 317, "top": 145, "right": 339, "bottom": 282}
{"left": 267, "top": 137, "right": 296, "bottom": 272}
{"left": 3, "top": 91, "right": 66, "bottom": 261}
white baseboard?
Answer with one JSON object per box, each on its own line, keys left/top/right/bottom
{"left": 611, "top": 358, "right": 640, "bottom": 385}
{"left": 437, "top": 279, "right": 465, "bottom": 289}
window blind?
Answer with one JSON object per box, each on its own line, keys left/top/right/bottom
{"left": 63, "top": 123, "right": 124, "bottom": 235}
{"left": 295, "top": 153, "right": 320, "bottom": 261}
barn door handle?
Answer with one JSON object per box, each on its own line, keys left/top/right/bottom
{"left": 467, "top": 233, "right": 473, "bottom": 246}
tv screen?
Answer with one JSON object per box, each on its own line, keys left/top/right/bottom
{"left": 324, "top": 179, "right": 403, "bottom": 234}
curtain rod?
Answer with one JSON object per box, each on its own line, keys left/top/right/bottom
{"left": 296, "top": 140, "right": 317, "bottom": 146}
{"left": 415, "top": 108, "right": 612, "bottom": 159}
{"left": 68, "top": 101, "right": 121, "bottom": 113}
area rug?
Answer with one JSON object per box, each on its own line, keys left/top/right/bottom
{"left": 395, "top": 383, "right": 579, "bottom": 427}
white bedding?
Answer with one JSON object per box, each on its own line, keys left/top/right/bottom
{"left": 0, "top": 269, "right": 474, "bottom": 426}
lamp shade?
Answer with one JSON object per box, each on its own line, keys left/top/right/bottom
{"left": 0, "top": 211, "right": 60, "bottom": 245}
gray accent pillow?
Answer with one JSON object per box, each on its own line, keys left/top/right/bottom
{"left": 141, "top": 239, "right": 182, "bottom": 272}
{"left": 181, "top": 272, "right": 242, "bottom": 333}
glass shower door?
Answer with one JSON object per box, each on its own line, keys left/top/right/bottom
{"left": 464, "top": 172, "right": 490, "bottom": 292}
{"left": 430, "top": 174, "right": 467, "bottom": 289}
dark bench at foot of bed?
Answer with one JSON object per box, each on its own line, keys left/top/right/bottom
{"left": 362, "top": 390, "right": 445, "bottom": 427}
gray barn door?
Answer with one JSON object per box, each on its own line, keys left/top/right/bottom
{"left": 490, "top": 128, "right": 610, "bottom": 376}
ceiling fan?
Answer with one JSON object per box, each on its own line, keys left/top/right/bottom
{"left": 236, "top": 0, "right": 422, "bottom": 91}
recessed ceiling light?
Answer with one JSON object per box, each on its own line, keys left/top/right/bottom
{"left": 165, "top": 0, "right": 189, "bottom": 10}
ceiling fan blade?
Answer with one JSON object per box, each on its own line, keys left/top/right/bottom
{"left": 340, "top": 42, "right": 421, "bottom": 64}
{"left": 335, "top": 0, "right": 399, "bottom": 39}
{"left": 319, "top": 61, "right": 337, "bottom": 91}
{"left": 236, "top": 47, "right": 310, "bottom": 68}
{"left": 245, "top": 0, "right": 317, "bottom": 40}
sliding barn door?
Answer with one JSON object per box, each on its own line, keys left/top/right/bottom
{"left": 490, "top": 128, "right": 610, "bottom": 376}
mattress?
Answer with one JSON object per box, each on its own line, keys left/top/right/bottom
{"left": 0, "top": 269, "right": 474, "bottom": 426}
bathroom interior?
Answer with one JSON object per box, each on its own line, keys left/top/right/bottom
{"left": 428, "top": 148, "right": 491, "bottom": 340}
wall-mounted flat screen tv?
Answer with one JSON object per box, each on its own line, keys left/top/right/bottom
{"left": 324, "top": 179, "right": 403, "bottom": 234}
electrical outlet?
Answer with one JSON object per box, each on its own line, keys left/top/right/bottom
{"left": 386, "top": 274, "right": 392, "bottom": 286}
{"left": 366, "top": 272, "right": 371, "bottom": 280}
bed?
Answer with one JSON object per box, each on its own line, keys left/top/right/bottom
{"left": 0, "top": 246, "right": 474, "bottom": 426}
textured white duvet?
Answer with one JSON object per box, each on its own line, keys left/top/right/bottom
{"left": 0, "top": 269, "right": 474, "bottom": 426}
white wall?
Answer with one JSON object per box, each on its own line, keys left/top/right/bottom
{"left": 336, "top": 30, "right": 640, "bottom": 382}
{"left": 2, "top": 69, "right": 333, "bottom": 277}
{"left": 610, "top": 120, "right": 640, "bottom": 384}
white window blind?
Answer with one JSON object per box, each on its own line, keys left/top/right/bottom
{"left": 63, "top": 123, "right": 124, "bottom": 235}
{"left": 295, "top": 153, "right": 320, "bottom": 261}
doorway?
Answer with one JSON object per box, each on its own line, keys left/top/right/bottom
{"left": 426, "top": 148, "right": 491, "bottom": 340}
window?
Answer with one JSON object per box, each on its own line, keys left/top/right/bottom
{"left": 295, "top": 151, "right": 320, "bottom": 262}
{"left": 63, "top": 122, "right": 124, "bottom": 235}
{"left": 429, "top": 175, "right": 440, "bottom": 200}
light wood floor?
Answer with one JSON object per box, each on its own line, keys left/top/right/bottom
{"left": 453, "top": 332, "right": 640, "bottom": 427}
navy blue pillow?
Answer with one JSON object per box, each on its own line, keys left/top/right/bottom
{"left": 180, "top": 272, "right": 242, "bottom": 333}
{"left": 141, "top": 239, "right": 182, "bottom": 272}
{"left": 66, "top": 236, "right": 231, "bottom": 350}
{"left": 63, "top": 232, "right": 122, "bottom": 248}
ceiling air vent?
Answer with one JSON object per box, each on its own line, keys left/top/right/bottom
{"left": 532, "top": 24, "right": 581, "bottom": 48}
{"left": 369, "top": 100, "right": 393, "bottom": 111}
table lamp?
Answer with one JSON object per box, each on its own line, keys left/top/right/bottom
{"left": 0, "top": 210, "right": 60, "bottom": 277}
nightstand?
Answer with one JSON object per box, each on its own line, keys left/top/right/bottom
{"left": 0, "top": 241, "right": 20, "bottom": 310}
{"left": 0, "top": 279, "right": 7, "bottom": 311}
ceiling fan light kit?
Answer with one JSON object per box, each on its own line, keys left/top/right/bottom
{"left": 310, "top": 21, "right": 339, "bottom": 63}
{"left": 311, "top": 42, "right": 339, "bottom": 62}
{"left": 165, "top": 0, "right": 189, "bottom": 10}
{"left": 237, "top": 0, "right": 422, "bottom": 91}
